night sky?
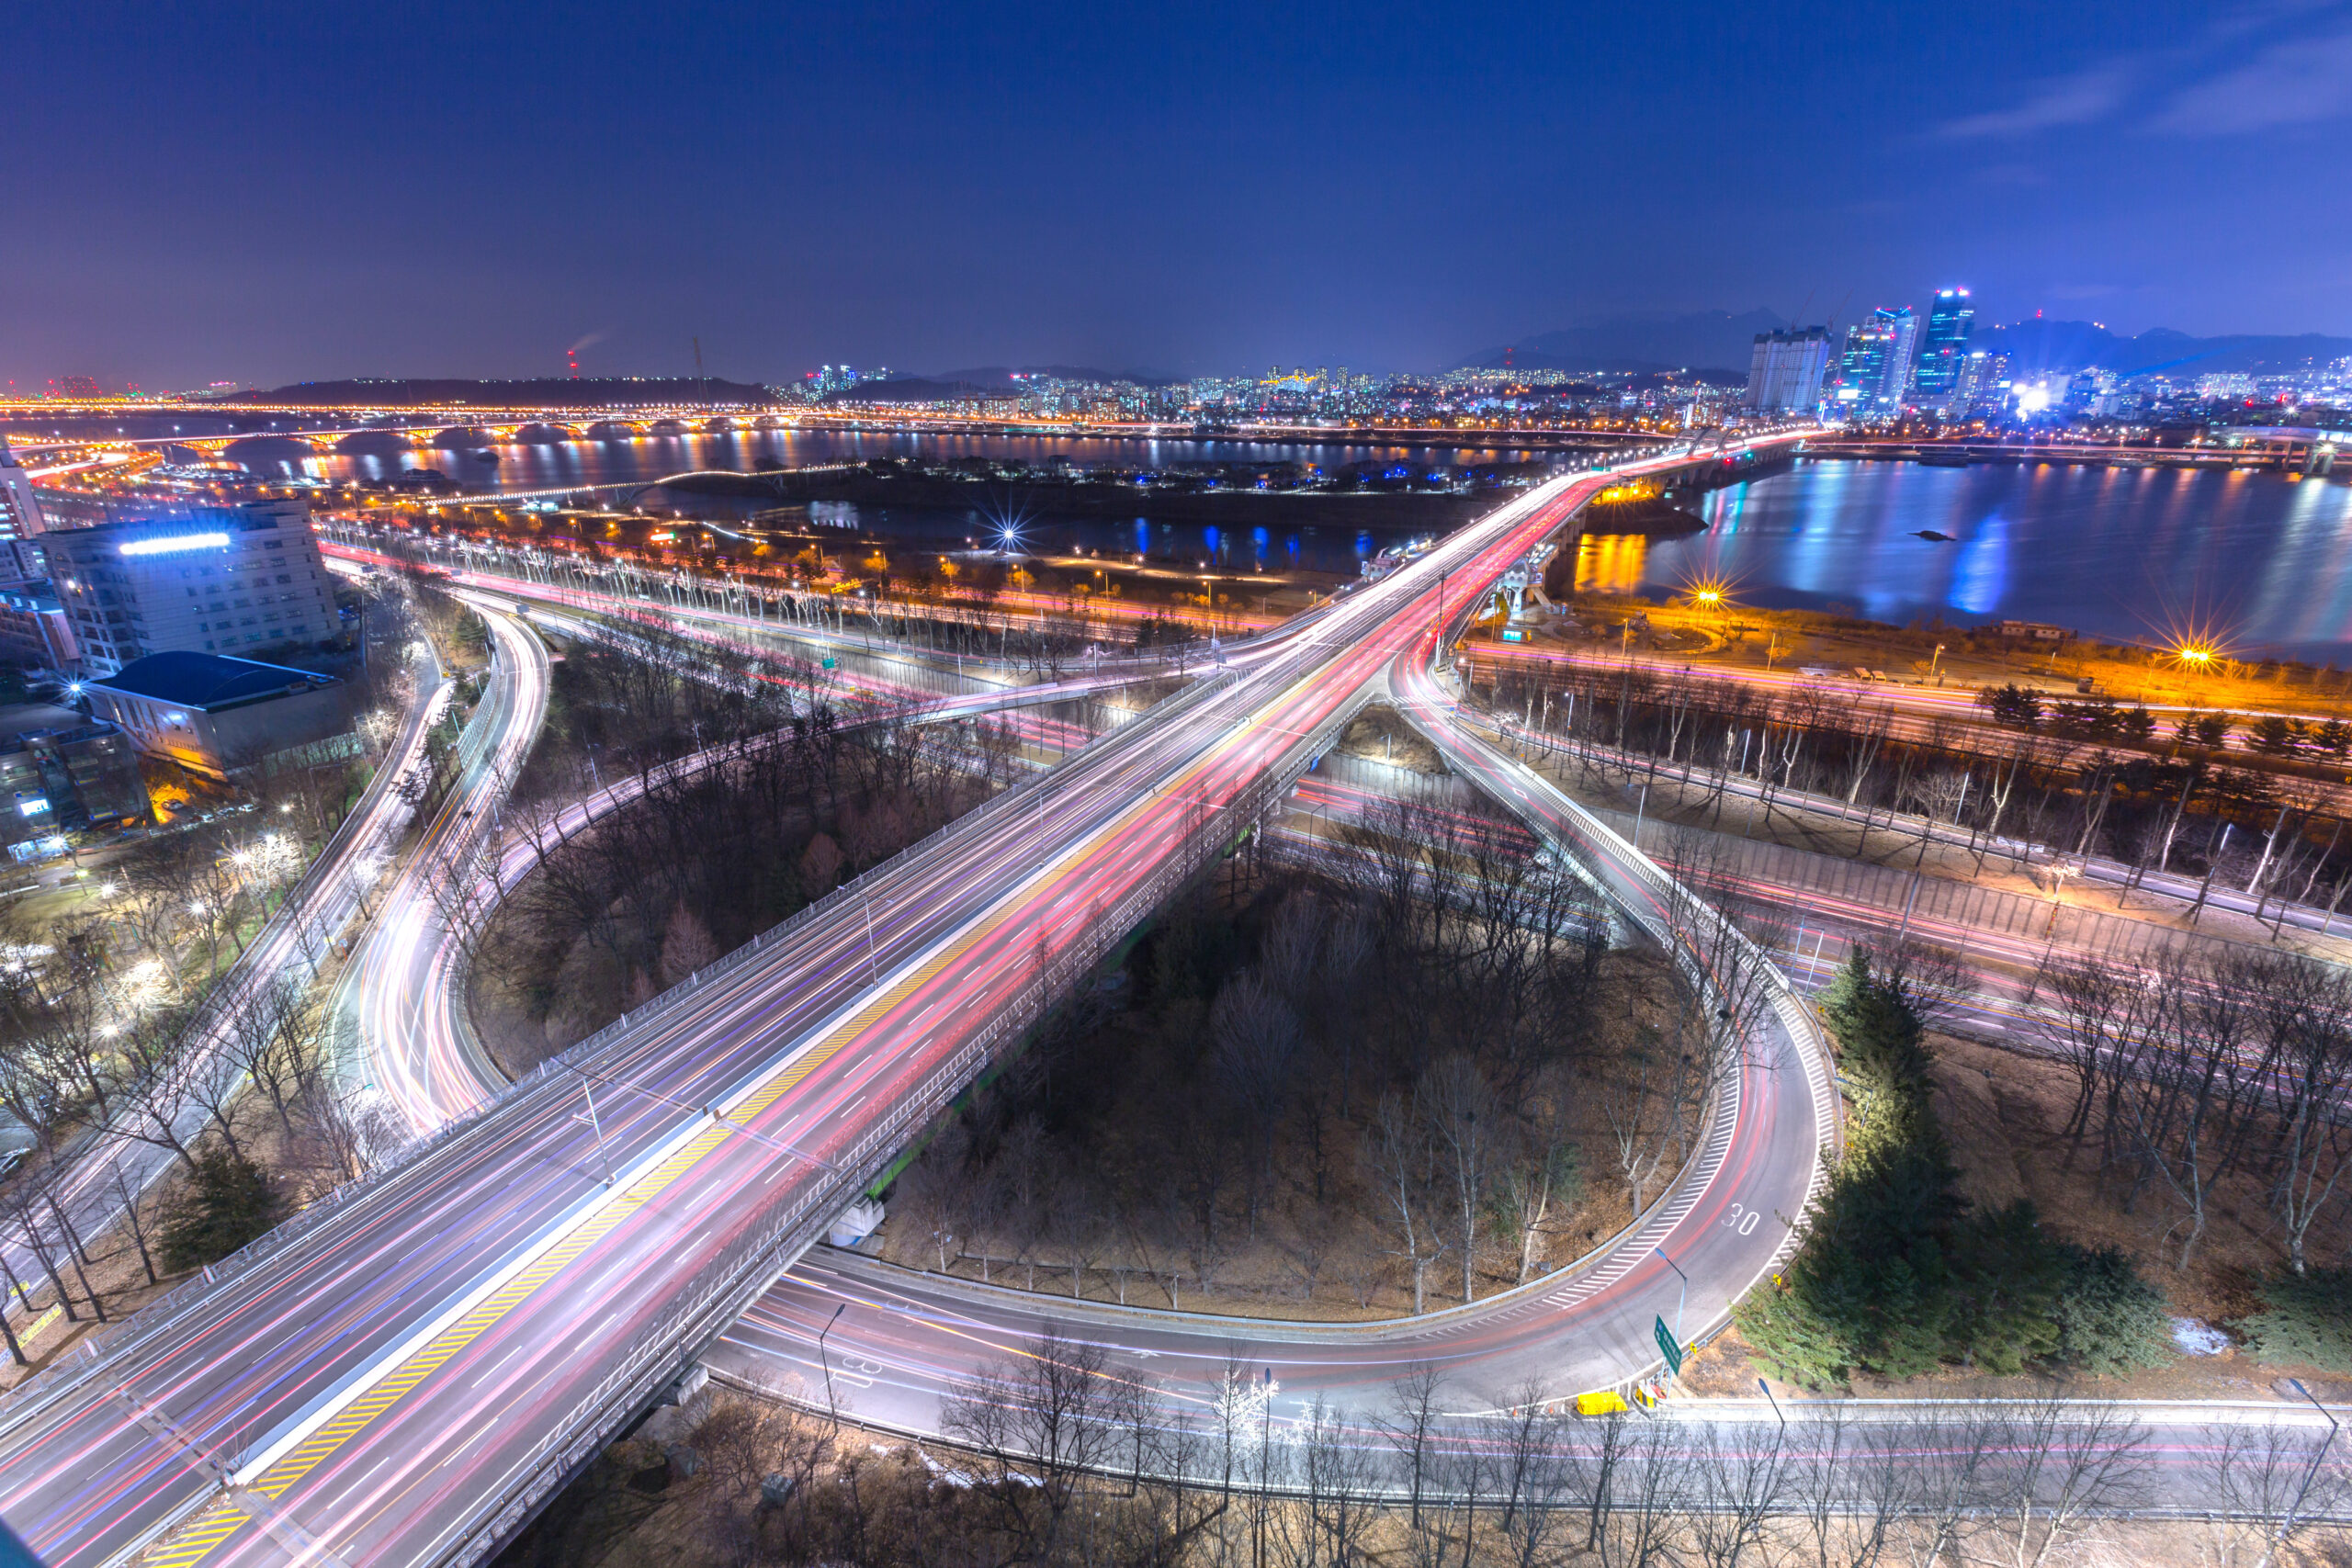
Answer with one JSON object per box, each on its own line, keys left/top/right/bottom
{"left": 6, "top": 0, "right": 2348, "bottom": 389}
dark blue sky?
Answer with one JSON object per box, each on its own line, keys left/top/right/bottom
{"left": 6, "top": 0, "right": 2347, "bottom": 389}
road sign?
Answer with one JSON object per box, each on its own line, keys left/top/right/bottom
{"left": 1654, "top": 1316, "right": 1683, "bottom": 1377}
{"left": 821, "top": 657, "right": 837, "bottom": 671}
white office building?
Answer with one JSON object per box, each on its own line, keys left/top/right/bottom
{"left": 47, "top": 500, "right": 340, "bottom": 676}
{"left": 1746, "top": 328, "right": 1834, "bottom": 412}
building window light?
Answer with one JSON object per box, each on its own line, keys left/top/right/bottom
{"left": 119, "top": 532, "right": 232, "bottom": 558}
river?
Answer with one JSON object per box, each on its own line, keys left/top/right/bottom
{"left": 1572, "top": 457, "right": 2352, "bottom": 663}
{"left": 39, "top": 419, "right": 2352, "bottom": 656}
{"left": 221, "top": 429, "right": 1570, "bottom": 578}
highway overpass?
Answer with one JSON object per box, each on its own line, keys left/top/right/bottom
{"left": 0, "top": 445, "right": 1825, "bottom": 1568}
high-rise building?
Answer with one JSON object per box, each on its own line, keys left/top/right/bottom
{"left": 0, "top": 436, "right": 47, "bottom": 586}
{"left": 1746, "top": 327, "right": 1834, "bottom": 412}
{"left": 1833, "top": 309, "right": 1919, "bottom": 410}
{"left": 1878, "top": 308, "right": 1919, "bottom": 404}
{"left": 46, "top": 499, "right": 340, "bottom": 676}
{"left": 1912, "top": 288, "right": 1976, "bottom": 408}
{"left": 1836, "top": 315, "right": 1896, "bottom": 410}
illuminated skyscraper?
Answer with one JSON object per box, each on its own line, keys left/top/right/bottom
{"left": 1912, "top": 288, "right": 1976, "bottom": 408}
{"left": 1832, "top": 307, "right": 1919, "bottom": 410}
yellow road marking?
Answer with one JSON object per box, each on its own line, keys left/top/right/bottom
{"left": 153, "top": 638, "right": 1359, "bottom": 1566}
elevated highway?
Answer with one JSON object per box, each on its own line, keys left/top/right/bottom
{"left": 694, "top": 577, "right": 1837, "bottom": 1444}
{"left": 0, "top": 444, "right": 1823, "bottom": 1568}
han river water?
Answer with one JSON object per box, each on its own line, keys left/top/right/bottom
{"left": 150, "top": 428, "right": 2352, "bottom": 663}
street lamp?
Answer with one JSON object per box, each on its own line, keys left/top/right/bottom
{"left": 1654, "top": 1245, "right": 1689, "bottom": 1336}
{"left": 571, "top": 1067, "right": 614, "bottom": 1188}
{"left": 817, "top": 1302, "right": 847, "bottom": 1432}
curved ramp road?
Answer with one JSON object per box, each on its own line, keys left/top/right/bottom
{"left": 335, "top": 597, "right": 551, "bottom": 1132}
{"left": 368, "top": 646, "right": 1298, "bottom": 1132}
{"left": 0, "top": 444, "right": 1820, "bottom": 1568}
{"left": 698, "top": 575, "right": 1838, "bottom": 1438}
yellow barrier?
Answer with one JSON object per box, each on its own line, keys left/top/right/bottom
{"left": 1575, "top": 1390, "right": 1629, "bottom": 1416}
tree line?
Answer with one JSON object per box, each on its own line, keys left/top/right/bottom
{"left": 2030, "top": 942, "right": 2352, "bottom": 1283}
{"left": 1480, "top": 659, "right": 2352, "bottom": 931}
{"left": 516, "top": 1337, "right": 2350, "bottom": 1568}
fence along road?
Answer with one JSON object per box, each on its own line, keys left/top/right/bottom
{"left": 0, "top": 446, "right": 1808, "bottom": 1568}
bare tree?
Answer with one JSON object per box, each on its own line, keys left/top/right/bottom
{"left": 1986, "top": 1396, "right": 2150, "bottom": 1568}
{"left": 1495, "top": 1067, "right": 1581, "bottom": 1286}
{"left": 1419, "top": 1054, "right": 1504, "bottom": 1304}
{"left": 939, "top": 1326, "right": 1155, "bottom": 1566}
{"left": 2, "top": 1186, "right": 79, "bottom": 1325}
{"left": 108, "top": 1015, "right": 208, "bottom": 1173}
{"left": 1375, "top": 1364, "right": 1449, "bottom": 1534}
{"left": 1898, "top": 1404, "right": 2008, "bottom": 1568}
{"left": 1363, "top": 1091, "right": 1448, "bottom": 1314}
{"left": 2245, "top": 953, "right": 2352, "bottom": 1274}
{"left": 2112, "top": 953, "right": 2265, "bottom": 1269}
{"left": 2200, "top": 1420, "right": 2346, "bottom": 1568}
{"left": 1689, "top": 1418, "right": 1790, "bottom": 1568}
{"left": 1598, "top": 1414, "right": 1692, "bottom": 1568}
{"left": 1602, "top": 1027, "right": 1676, "bottom": 1217}
{"left": 1210, "top": 970, "right": 1302, "bottom": 1233}
{"left": 1288, "top": 1393, "right": 1381, "bottom": 1568}
{"left": 219, "top": 975, "right": 317, "bottom": 1141}
{"left": 107, "top": 1156, "right": 160, "bottom": 1286}
{"left": 2028, "top": 952, "right": 2142, "bottom": 1160}
{"left": 1791, "top": 1406, "right": 1906, "bottom": 1568}
{"left": 1486, "top": 1385, "right": 1577, "bottom": 1568}
{"left": 306, "top": 1081, "right": 407, "bottom": 1183}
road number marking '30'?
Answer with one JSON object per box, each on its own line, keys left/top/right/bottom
{"left": 1724, "top": 1203, "right": 1761, "bottom": 1236}
{"left": 833, "top": 1354, "right": 888, "bottom": 1389}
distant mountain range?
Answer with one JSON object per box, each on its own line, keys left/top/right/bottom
{"left": 243, "top": 377, "right": 776, "bottom": 407}
{"left": 1454, "top": 311, "right": 1791, "bottom": 375}
{"left": 821, "top": 364, "right": 1183, "bottom": 404}
{"left": 1972, "top": 321, "right": 2352, "bottom": 378}
{"left": 820, "top": 377, "right": 989, "bottom": 406}
{"left": 1456, "top": 311, "right": 2352, "bottom": 379}
{"left": 919, "top": 364, "right": 1183, "bottom": 388}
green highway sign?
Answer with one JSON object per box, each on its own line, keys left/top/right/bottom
{"left": 1654, "top": 1316, "right": 1683, "bottom": 1377}
{"left": 821, "top": 657, "right": 837, "bottom": 670}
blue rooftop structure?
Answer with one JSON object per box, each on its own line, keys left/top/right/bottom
{"left": 85, "top": 650, "right": 339, "bottom": 712}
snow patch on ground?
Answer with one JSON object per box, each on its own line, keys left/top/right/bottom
{"left": 2172, "top": 1317, "right": 2231, "bottom": 1356}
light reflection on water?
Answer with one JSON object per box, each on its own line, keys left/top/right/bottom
{"left": 230, "top": 429, "right": 1558, "bottom": 579}
{"left": 153, "top": 426, "right": 2352, "bottom": 660}
{"left": 1572, "top": 534, "right": 1649, "bottom": 594}
{"left": 1621, "top": 460, "right": 2352, "bottom": 661}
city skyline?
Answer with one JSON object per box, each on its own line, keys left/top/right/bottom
{"left": 7, "top": 0, "right": 2351, "bottom": 389}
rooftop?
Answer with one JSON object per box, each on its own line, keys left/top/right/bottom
{"left": 86, "top": 651, "right": 339, "bottom": 712}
